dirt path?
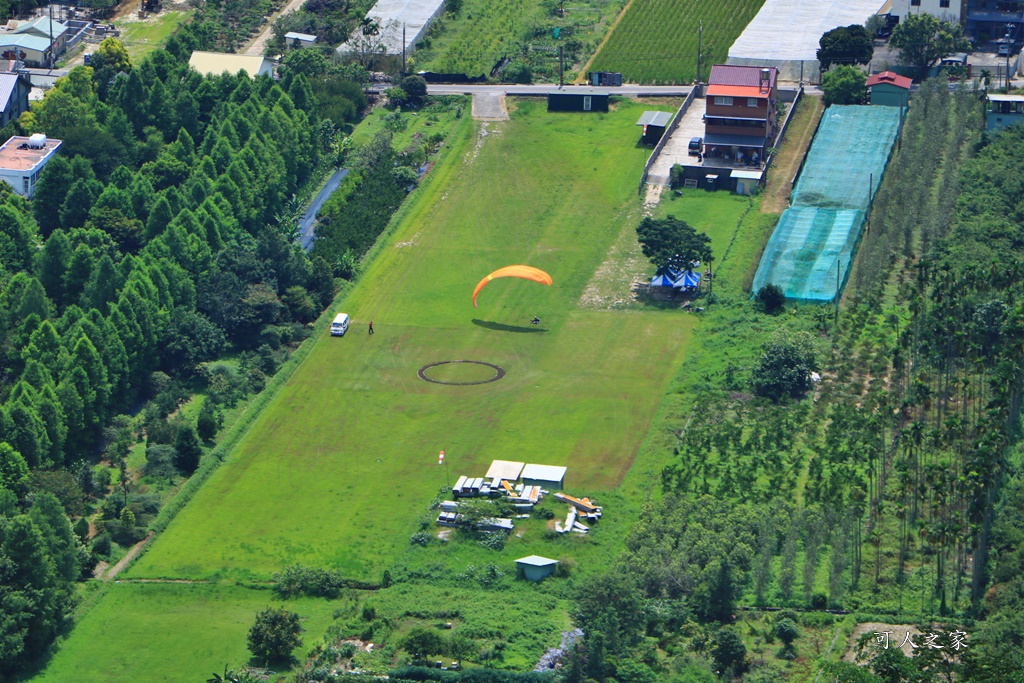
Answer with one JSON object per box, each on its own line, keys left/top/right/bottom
{"left": 97, "top": 531, "right": 153, "bottom": 581}
{"left": 574, "top": 0, "right": 636, "bottom": 83}
{"left": 760, "top": 93, "right": 824, "bottom": 214}
{"left": 471, "top": 93, "right": 509, "bottom": 120}
{"left": 243, "top": 0, "right": 307, "bottom": 56}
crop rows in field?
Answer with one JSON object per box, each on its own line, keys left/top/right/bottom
{"left": 587, "top": 0, "right": 766, "bottom": 84}
{"left": 415, "top": 0, "right": 620, "bottom": 80}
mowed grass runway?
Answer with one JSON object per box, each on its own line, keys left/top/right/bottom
{"left": 30, "top": 99, "right": 699, "bottom": 681}
{"left": 131, "top": 99, "right": 694, "bottom": 581}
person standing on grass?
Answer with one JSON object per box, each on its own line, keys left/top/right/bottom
{"left": 369, "top": 321, "right": 374, "bottom": 335}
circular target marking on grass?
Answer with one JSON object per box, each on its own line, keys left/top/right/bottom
{"left": 418, "top": 360, "right": 506, "bottom": 385}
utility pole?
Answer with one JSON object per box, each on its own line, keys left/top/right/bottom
{"left": 696, "top": 20, "right": 703, "bottom": 84}
{"left": 48, "top": 4, "right": 54, "bottom": 69}
{"left": 402, "top": 23, "right": 406, "bottom": 75}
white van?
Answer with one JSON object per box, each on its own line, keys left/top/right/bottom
{"left": 330, "top": 313, "right": 350, "bottom": 336}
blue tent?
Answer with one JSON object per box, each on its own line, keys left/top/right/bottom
{"left": 650, "top": 272, "right": 676, "bottom": 287}
{"left": 672, "top": 270, "right": 702, "bottom": 289}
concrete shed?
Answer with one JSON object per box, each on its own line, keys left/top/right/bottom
{"left": 516, "top": 555, "right": 559, "bottom": 581}
{"left": 521, "top": 464, "right": 566, "bottom": 489}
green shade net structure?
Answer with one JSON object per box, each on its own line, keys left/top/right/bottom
{"left": 752, "top": 105, "right": 902, "bottom": 302}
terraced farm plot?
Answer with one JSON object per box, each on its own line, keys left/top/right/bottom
{"left": 586, "top": 0, "right": 766, "bottom": 84}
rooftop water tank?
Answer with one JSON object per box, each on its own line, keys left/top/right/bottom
{"left": 28, "top": 133, "right": 46, "bottom": 149}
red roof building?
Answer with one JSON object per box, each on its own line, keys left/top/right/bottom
{"left": 866, "top": 71, "right": 911, "bottom": 107}
{"left": 703, "top": 65, "right": 779, "bottom": 161}
{"left": 865, "top": 71, "right": 912, "bottom": 89}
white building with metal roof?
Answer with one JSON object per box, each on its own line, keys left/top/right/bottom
{"left": 284, "top": 31, "right": 317, "bottom": 47}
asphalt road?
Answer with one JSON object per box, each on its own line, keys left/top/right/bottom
{"left": 425, "top": 83, "right": 693, "bottom": 96}
{"left": 299, "top": 167, "right": 349, "bottom": 251}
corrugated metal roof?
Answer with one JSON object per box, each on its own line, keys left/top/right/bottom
{"left": 866, "top": 71, "right": 912, "bottom": 90}
{"left": 709, "top": 64, "right": 777, "bottom": 88}
{"left": 0, "top": 34, "right": 50, "bottom": 52}
{"left": 636, "top": 111, "right": 672, "bottom": 127}
{"left": 0, "top": 73, "right": 20, "bottom": 112}
{"left": 12, "top": 16, "right": 67, "bottom": 37}
{"left": 707, "top": 84, "right": 766, "bottom": 98}
{"left": 188, "top": 51, "right": 272, "bottom": 77}
{"left": 516, "top": 555, "right": 558, "bottom": 567}
{"left": 704, "top": 133, "right": 766, "bottom": 147}
{"left": 284, "top": 31, "right": 317, "bottom": 41}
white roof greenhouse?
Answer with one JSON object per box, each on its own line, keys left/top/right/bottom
{"left": 727, "top": 0, "right": 885, "bottom": 82}
{"left": 338, "top": 0, "right": 446, "bottom": 57}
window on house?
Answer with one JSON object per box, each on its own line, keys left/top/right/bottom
{"left": 583, "top": 96, "right": 592, "bottom": 111}
{"left": 940, "top": 0, "right": 949, "bottom": 6}
{"left": 747, "top": 98, "right": 758, "bottom": 107}
{"left": 22, "top": 177, "right": 29, "bottom": 194}
{"left": 714, "top": 96, "right": 734, "bottom": 106}
{"left": 911, "top": 0, "right": 920, "bottom": 5}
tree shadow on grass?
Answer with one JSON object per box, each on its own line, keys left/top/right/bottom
{"left": 471, "top": 319, "right": 547, "bottom": 333}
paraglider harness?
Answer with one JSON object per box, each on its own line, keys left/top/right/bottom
{"left": 531, "top": 317, "right": 541, "bottom": 325}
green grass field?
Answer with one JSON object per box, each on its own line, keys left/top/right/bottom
{"left": 129, "top": 98, "right": 692, "bottom": 582}
{"left": 28, "top": 98, "right": 708, "bottom": 682}
{"left": 586, "top": 0, "right": 765, "bottom": 84}
{"left": 117, "top": 11, "right": 193, "bottom": 62}
{"left": 30, "top": 583, "right": 339, "bottom": 683}
{"left": 25, "top": 97, "right": 799, "bottom": 681}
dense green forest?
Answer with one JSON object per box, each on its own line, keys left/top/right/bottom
{"left": 0, "top": 10, "right": 439, "bottom": 670}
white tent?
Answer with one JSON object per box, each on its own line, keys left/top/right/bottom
{"left": 727, "top": 0, "right": 885, "bottom": 82}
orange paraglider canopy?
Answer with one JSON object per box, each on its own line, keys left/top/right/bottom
{"left": 472, "top": 265, "right": 553, "bottom": 308}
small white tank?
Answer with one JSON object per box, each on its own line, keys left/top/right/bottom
{"left": 28, "top": 133, "right": 46, "bottom": 149}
